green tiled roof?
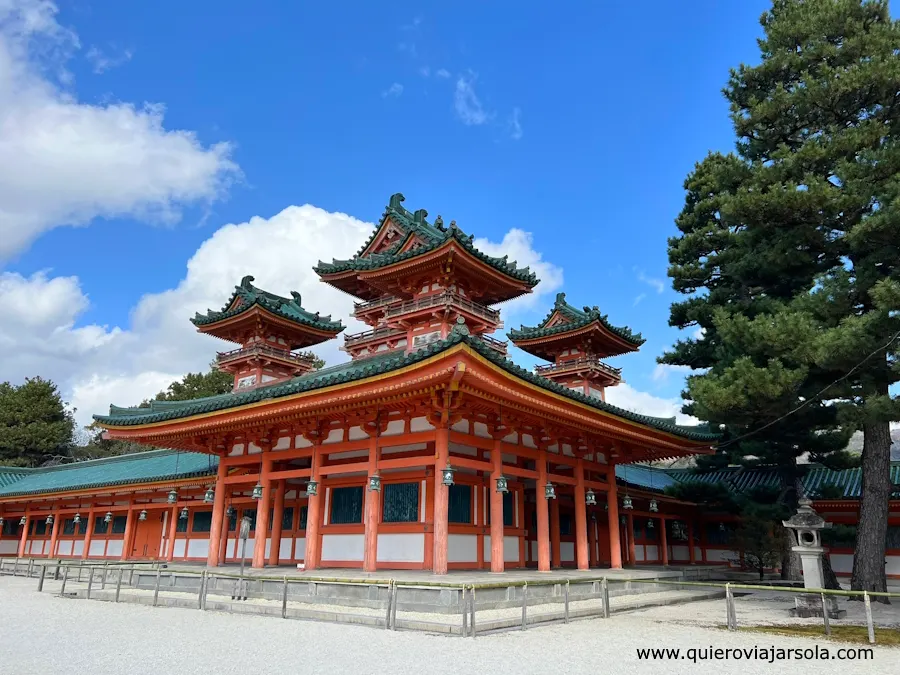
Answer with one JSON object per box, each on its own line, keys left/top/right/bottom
{"left": 315, "top": 193, "right": 540, "bottom": 287}
{"left": 667, "top": 463, "right": 900, "bottom": 500}
{"left": 616, "top": 464, "right": 681, "bottom": 493}
{"left": 0, "top": 468, "right": 29, "bottom": 490}
{"left": 0, "top": 450, "right": 218, "bottom": 498}
{"left": 94, "top": 327, "right": 719, "bottom": 443}
{"left": 191, "top": 275, "right": 344, "bottom": 333}
{"left": 508, "top": 292, "right": 644, "bottom": 346}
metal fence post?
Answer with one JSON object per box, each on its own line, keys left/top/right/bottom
{"left": 58, "top": 565, "right": 69, "bottom": 597}
{"left": 101, "top": 561, "right": 108, "bottom": 590}
{"left": 115, "top": 568, "right": 124, "bottom": 603}
{"left": 152, "top": 568, "right": 161, "bottom": 607}
{"left": 820, "top": 592, "right": 830, "bottom": 636}
{"left": 384, "top": 581, "right": 393, "bottom": 630}
{"left": 36, "top": 564, "right": 47, "bottom": 592}
{"left": 863, "top": 591, "right": 875, "bottom": 644}
{"left": 564, "top": 580, "right": 570, "bottom": 624}
{"left": 202, "top": 574, "right": 211, "bottom": 611}
{"left": 521, "top": 583, "right": 528, "bottom": 630}
{"left": 461, "top": 587, "right": 468, "bottom": 637}
{"left": 12, "top": 558, "right": 18, "bottom": 576}
{"left": 602, "top": 578, "right": 610, "bottom": 619}
{"left": 198, "top": 570, "right": 206, "bottom": 609}
{"left": 469, "top": 586, "right": 476, "bottom": 638}
{"left": 725, "top": 583, "right": 736, "bottom": 631}
{"left": 77, "top": 565, "right": 83, "bottom": 583}
{"left": 86, "top": 568, "right": 94, "bottom": 599}
{"left": 391, "top": 584, "right": 399, "bottom": 630}
{"left": 281, "top": 576, "right": 289, "bottom": 618}
{"left": 27, "top": 559, "right": 34, "bottom": 578}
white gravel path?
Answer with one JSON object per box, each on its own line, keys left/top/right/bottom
{"left": 0, "top": 577, "right": 896, "bottom": 675}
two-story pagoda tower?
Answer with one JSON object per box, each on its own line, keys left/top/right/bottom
{"left": 192, "top": 276, "right": 344, "bottom": 392}
{"left": 508, "top": 293, "right": 644, "bottom": 401}
{"left": 315, "top": 193, "right": 538, "bottom": 359}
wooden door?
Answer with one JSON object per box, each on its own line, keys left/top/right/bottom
{"left": 131, "top": 512, "right": 165, "bottom": 559}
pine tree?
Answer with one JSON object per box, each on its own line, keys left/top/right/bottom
{"left": 0, "top": 378, "right": 75, "bottom": 467}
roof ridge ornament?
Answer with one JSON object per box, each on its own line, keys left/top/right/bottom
{"left": 450, "top": 316, "right": 470, "bottom": 337}
{"left": 389, "top": 193, "right": 405, "bottom": 210}
{"left": 240, "top": 275, "right": 255, "bottom": 289}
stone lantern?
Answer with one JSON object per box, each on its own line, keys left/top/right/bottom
{"left": 782, "top": 498, "right": 845, "bottom": 618}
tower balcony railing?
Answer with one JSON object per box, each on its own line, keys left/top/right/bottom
{"left": 383, "top": 292, "right": 500, "bottom": 325}
{"left": 534, "top": 356, "right": 621, "bottom": 379}
{"left": 479, "top": 334, "right": 508, "bottom": 356}
{"left": 216, "top": 344, "right": 315, "bottom": 368}
{"left": 352, "top": 295, "right": 399, "bottom": 315}
{"left": 343, "top": 325, "right": 406, "bottom": 350}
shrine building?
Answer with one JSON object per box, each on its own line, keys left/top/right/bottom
{"left": 0, "top": 193, "right": 726, "bottom": 574}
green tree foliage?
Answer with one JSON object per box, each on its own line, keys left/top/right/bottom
{"left": 663, "top": 0, "right": 899, "bottom": 595}
{"left": 0, "top": 378, "right": 75, "bottom": 467}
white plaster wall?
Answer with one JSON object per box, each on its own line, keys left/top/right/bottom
{"left": 57, "top": 540, "right": 73, "bottom": 555}
{"left": 273, "top": 436, "right": 291, "bottom": 450}
{"left": 0, "top": 541, "right": 18, "bottom": 554}
{"left": 671, "top": 545, "right": 690, "bottom": 561}
{"left": 447, "top": 534, "right": 478, "bottom": 563}
{"left": 645, "top": 545, "right": 659, "bottom": 561}
{"left": 561, "top": 542, "right": 575, "bottom": 562}
{"left": 635, "top": 545, "right": 645, "bottom": 562}
{"left": 481, "top": 536, "right": 521, "bottom": 563}
{"left": 829, "top": 553, "right": 854, "bottom": 575}
{"left": 278, "top": 538, "right": 292, "bottom": 560}
{"left": 228, "top": 537, "right": 255, "bottom": 559}
{"left": 89, "top": 541, "right": 105, "bottom": 557}
{"left": 106, "top": 540, "right": 123, "bottom": 557}
{"left": 348, "top": 426, "right": 367, "bottom": 440}
{"left": 706, "top": 548, "right": 732, "bottom": 563}
{"left": 264, "top": 537, "right": 272, "bottom": 558}
{"left": 323, "top": 429, "right": 344, "bottom": 444}
{"left": 530, "top": 541, "right": 538, "bottom": 561}
{"left": 886, "top": 555, "right": 900, "bottom": 576}
{"left": 72, "top": 540, "right": 84, "bottom": 556}
{"left": 187, "top": 539, "right": 209, "bottom": 558}
{"left": 693, "top": 546, "right": 702, "bottom": 561}
{"left": 382, "top": 419, "right": 405, "bottom": 436}
{"left": 521, "top": 434, "right": 537, "bottom": 449}
{"left": 294, "top": 537, "right": 306, "bottom": 561}
{"left": 473, "top": 422, "right": 490, "bottom": 438}
{"left": 321, "top": 534, "right": 364, "bottom": 562}
{"left": 377, "top": 533, "right": 425, "bottom": 563}
{"left": 449, "top": 442, "right": 478, "bottom": 456}
{"left": 410, "top": 416, "right": 435, "bottom": 432}
{"left": 173, "top": 539, "right": 187, "bottom": 559}
{"left": 294, "top": 435, "right": 312, "bottom": 448}
{"left": 29, "top": 541, "right": 42, "bottom": 555}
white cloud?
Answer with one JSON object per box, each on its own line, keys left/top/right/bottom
{"left": 382, "top": 82, "right": 403, "bottom": 98}
{"left": 692, "top": 326, "right": 705, "bottom": 339}
{"left": 85, "top": 45, "right": 132, "bottom": 74}
{"left": 635, "top": 268, "right": 665, "bottom": 294}
{"left": 633, "top": 293, "right": 646, "bottom": 307}
{"left": 418, "top": 66, "right": 430, "bottom": 77}
{"left": 2, "top": 199, "right": 560, "bottom": 428}
{"left": 473, "top": 228, "right": 563, "bottom": 315}
{"left": 0, "top": 0, "right": 239, "bottom": 260}
{"left": 435, "top": 68, "right": 450, "bottom": 78}
{"left": 652, "top": 363, "right": 694, "bottom": 383}
{"left": 507, "top": 106, "right": 523, "bottom": 140}
{"left": 454, "top": 74, "right": 492, "bottom": 126}
{"left": 605, "top": 383, "right": 697, "bottom": 426}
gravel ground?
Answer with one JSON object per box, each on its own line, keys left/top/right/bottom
{"left": 1, "top": 577, "right": 897, "bottom": 675}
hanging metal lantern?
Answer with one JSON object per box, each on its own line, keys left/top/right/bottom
{"left": 167, "top": 489, "right": 178, "bottom": 504}
{"left": 179, "top": 507, "right": 189, "bottom": 520}
{"left": 138, "top": 510, "right": 148, "bottom": 522}
{"left": 604, "top": 501, "right": 608, "bottom": 511}
{"left": 719, "top": 522, "right": 726, "bottom": 532}
{"left": 0, "top": 517, "right": 4, "bottom": 527}
{"left": 441, "top": 462, "right": 455, "bottom": 487}
{"left": 622, "top": 494, "right": 633, "bottom": 510}
{"left": 73, "top": 513, "right": 81, "bottom": 524}
{"left": 368, "top": 473, "right": 382, "bottom": 492}
{"left": 647, "top": 518, "right": 654, "bottom": 529}
{"left": 46, "top": 514, "right": 54, "bottom": 525}
{"left": 590, "top": 512, "right": 597, "bottom": 522}
{"left": 251, "top": 482, "right": 264, "bottom": 500}
{"left": 544, "top": 482, "right": 556, "bottom": 500}
{"left": 585, "top": 489, "right": 597, "bottom": 506}
{"left": 306, "top": 480, "right": 318, "bottom": 497}
{"left": 649, "top": 498, "right": 659, "bottom": 513}
{"left": 104, "top": 511, "right": 113, "bottom": 523}
{"left": 225, "top": 505, "right": 235, "bottom": 517}
{"left": 495, "top": 475, "right": 509, "bottom": 494}
{"left": 204, "top": 486, "right": 215, "bottom": 504}
{"left": 19, "top": 516, "right": 26, "bottom": 526}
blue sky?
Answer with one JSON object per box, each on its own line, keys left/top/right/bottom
{"left": 0, "top": 0, "right": 774, "bottom": 427}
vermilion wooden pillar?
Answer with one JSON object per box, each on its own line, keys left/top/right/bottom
{"left": 549, "top": 496, "right": 561, "bottom": 568}
{"left": 588, "top": 513, "right": 598, "bottom": 567}
{"left": 252, "top": 454, "right": 274, "bottom": 568}
{"left": 606, "top": 465, "right": 622, "bottom": 569}
{"left": 165, "top": 506, "right": 178, "bottom": 562}
{"left": 47, "top": 511, "right": 61, "bottom": 558}
{"left": 536, "top": 450, "right": 551, "bottom": 572}
{"left": 121, "top": 508, "right": 136, "bottom": 560}
{"left": 82, "top": 508, "right": 94, "bottom": 560}
{"left": 304, "top": 446, "right": 323, "bottom": 571}
{"left": 626, "top": 513, "right": 636, "bottom": 565}
{"left": 489, "top": 439, "right": 505, "bottom": 573}
{"left": 363, "top": 434, "right": 380, "bottom": 572}
{"left": 660, "top": 517, "right": 669, "bottom": 566}
{"left": 207, "top": 459, "right": 228, "bottom": 567}
{"left": 433, "top": 428, "right": 450, "bottom": 575}
{"left": 574, "top": 458, "right": 589, "bottom": 571}
{"left": 269, "top": 479, "right": 286, "bottom": 566}
{"left": 17, "top": 515, "right": 29, "bottom": 558}
{"left": 688, "top": 520, "right": 697, "bottom": 564}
